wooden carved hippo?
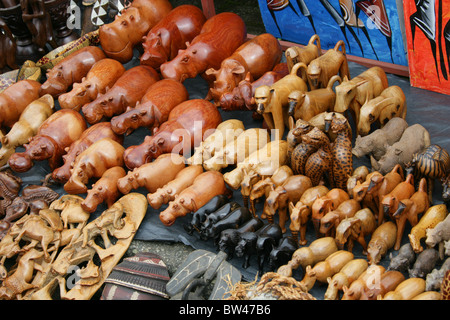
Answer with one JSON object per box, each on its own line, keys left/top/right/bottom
{"left": 39, "top": 46, "right": 106, "bottom": 97}
{"left": 63, "top": 138, "right": 125, "bottom": 195}
{"left": 99, "top": 0, "right": 173, "bottom": 63}
{"left": 123, "top": 99, "right": 222, "bottom": 170}
{"left": 0, "top": 80, "right": 41, "bottom": 133}
{"left": 160, "top": 12, "right": 246, "bottom": 83}
{"left": 117, "top": 153, "right": 186, "bottom": 195}
{"left": 159, "top": 171, "right": 227, "bottom": 226}
{"left": 52, "top": 122, "right": 124, "bottom": 184}
{"left": 218, "top": 63, "right": 289, "bottom": 111}
{"left": 140, "top": 4, "right": 206, "bottom": 69}
{"left": 205, "top": 33, "right": 282, "bottom": 103}
{"left": 8, "top": 109, "right": 87, "bottom": 173}
{"left": 263, "top": 174, "right": 313, "bottom": 233}
{"left": 81, "top": 65, "right": 160, "bottom": 125}
{"left": 110, "top": 79, "right": 188, "bottom": 136}
{"left": 81, "top": 166, "right": 127, "bottom": 213}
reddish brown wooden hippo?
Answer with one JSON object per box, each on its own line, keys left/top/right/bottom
{"left": 159, "top": 12, "right": 246, "bottom": 83}
{"left": 123, "top": 99, "right": 222, "bottom": 170}
{"left": 81, "top": 65, "right": 160, "bottom": 124}
{"left": 39, "top": 46, "right": 106, "bottom": 97}
{"left": 140, "top": 4, "right": 206, "bottom": 69}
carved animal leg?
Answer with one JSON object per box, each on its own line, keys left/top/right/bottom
{"left": 279, "top": 206, "right": 289, "bottom": 233}
{"left": 262, "top": 113, "right": 275, "bottom": 131}
{"left": 299, "top": 215, "right": 309, "bottom": 246}
{"left": 394, "top": 215, "right": 407, "bottom": 251}
{"left": 272, "top": 106, "right": 286, "bottom": 139}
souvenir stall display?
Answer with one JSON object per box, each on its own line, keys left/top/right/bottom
{"left": 0, "top": 0, "right": 448, "bottom": 301}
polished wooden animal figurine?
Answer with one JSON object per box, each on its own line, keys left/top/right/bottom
{"left": 0, "top": 80, "right": 41, "bottom": 134}
{"left": 81, "top": 166, "right": 127, "bottom": 213}
{"left": 367, "top": 221, "right": 397, "bottom": 265}
{"left": 202, "top": 128, "right": 269, "bottom": 172}
{"left": 205, "top": 33, "right": 282, "bottom": 103}
{"left": 334, "top": 66, "right": 388, "bottom": 127}
{"left": 63, "top": 138, "right": 125, "bottom": 194}
{"left": 288, "top": 75, "right": 341, "bottom": 123}
{"left": 159, "top": 171, "right": 227, "bottom": 226}
{"left": 8, "top": 109, "right": 87, "bottom": 173}
{"left": 285, "top": 34, "right": 321, "bottom": 78}
{"left": 254, "top": 62, "right": 308, "bottom": 139}
{"left": 329, "top": 116, "right": 353, "bottom": 190}
{"left": 123, "top": 99, "right": 222, "bottom": 170}
{"left": 81, "top": 65, "right": 160, "bottom": 125}
{"left": 0, "top": 94, "right": 54, "bottom": 167}
{"left": 289, "top": 185, "right": 329, "bottom": 245}
{"left": 305, "top": 40, "right": 349, "bottom": 90}
{"left": 110, "top": 79, "right": 189, "bottom": 136}
{"left": 218, "top": 64, "right": 289, "bottom": 111}
{"left": 268, "top": 236, "right": 299, "bottom": 271}
{"left": 425, "top": 214, "right": 450, "bottom": 258}
{"left": 358, "top": 270, "right": 405, "bottom": 300}
{"left": 223, "top": 140, "right": 289, "bottom": 190}
{"left": 392, "top": 178, "right": 429, "bottom": 250}
{"left": 58, "top": 59, "right": 126, "bottom": 112}
{"left": 381, "top": 278, "right": 426, "bottom": 300}
{"left": 186, "top": 119, "right": 245, "bottom": 166}
{"left": 409, "top": 204, "right": 448, "bottom": 253}
{"left": 147, "top": 164, "right": 203, "bottom": 210}
{"left": 352, "top": 117, "right": 408, "bottom": 160}
{"left": 357, "top": 85, "right": 407, "bottom": 136}
{"left": 277, "top": 237, "right": 338, "bottom": 277}
{"left": 140, "top": 4, "right": 206, "bottom": 69}
{"left": 51, "top": 122, "right": 124, "bottom": 184}
{"left": 324, "top": 258, "right": 368, "bottom": 300}
{"left": 319, "top": 199, "right": 361, "bottom": 237}
{"left": 39, "top": 46, "right": 106, "bottom": 97}
{"left": 335, "top": 208, "right": 376, "bottom": 254}
{"left": 288, "top": 120, "right": 316, "bottom": 175}
{"left": 263, "top": 175, "right": 312, "bottom": 233}
{"left": 160, "top": 12, "right": 246, "bottom": 83}
{"left": 380, "top": 173, "right": 415, "bottom": 225}
{"left": 347, "top": 165, "right": 370, "bottom": 199}
{"left": 341, "top": 264, "right": 386, "bottom": 300}
{"left": 117, "top": 153, "right": 185, "bottom": 195}
{"left": 99, "top": 0, "right": 173, "bottom": 63}
{"left": 199, "top": 201, "right": 241, "bottom": 237}
{"left": 311, "top": 188, "right": 350, "bottom": 237}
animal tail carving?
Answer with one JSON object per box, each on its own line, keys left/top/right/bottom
{"left": 291, "top": 62, "right": 308, "bottom": 77}
{"left": 334, "top": 40, "right": 346, "bottom": 54}
{"left": 326, "top": 75, "right": 342, "bottom": 89}
{"left": 308, "top": 34, "right": 322, "bottom": 55}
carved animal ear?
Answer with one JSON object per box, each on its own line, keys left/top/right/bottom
{"left": 157, "top": 137, "right": 164, "bottom": 145}
{"left": 231, "top": 65, "right": 246, "bottom": 75}
{"left": 270, "top": 88, "right": 275, "bottom": 94}
{"left": 343, "top": 75, "right": 349, "bottom": 82}
{"left": 205, "top": 68, "right": 217, "bottom": 76}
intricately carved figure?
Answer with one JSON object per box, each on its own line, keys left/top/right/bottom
{"left": 329, "top": 116, "right": 352, "bottom": 190}
{"left": 0, "top": 18, "right": 19, "bottom": 72}
{"left": 302, "top": 127, "right": 333, "bottom": 186}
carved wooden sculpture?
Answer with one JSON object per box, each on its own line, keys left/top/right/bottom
{"left": 306, "top": 40, "right": 350, "bottom": 90}
{"left": 347, "top": 165, "right": 370, "bottom": 199}
{"left": 8, "top": 109, "right": 87, "bottom": 173}
{"left": 409, "top": 248, "right": 440, "bottom": 279}
{"left": 205, "top": 33, "right": 282, "bottom": 103}
{"left": 147, "top": 164, "right": 203, "bottom": 210}
{"left": 117, "top": 153, "right": 185, "bottom": 195}
{"left": 357, "top": 85, "right": 407, "bottom": 136}
{"left": 380, "top": 173, "right": 415, "bottom": 226}
{"left": 99, "top": 0, "right": 173, "bottom": 63}
{"left": 160, "top": 12, "right": 246, "bottom": 83}
{"left": 58, "top": 58, "right": 126, "bottom": 111}
{"left": 187, "top": 119, "right": 245, "bottom": 166}
{"left": 409, "top": 204, "right": 448, "bottom": 253}
{"left": 0, "top": 170, "right": 22, "bottom": 216}
{"left": 285, "top": 34, "right": 321, "bottom": 77}
{"left": 0, "top": 94, "right": 54, "bottom": 167}
{"left": 123, "top": 99, "right": 222, "bottom": 170}
{"left": 367, "top": 221, "right": 397, "bottom": 265}
{"left": 51, "top": 122, "right": 124, "bottom": 184}
{"left": 63, "top": 138, "right": 125, "bottom": 194}
{"left": 288, "top": 75, "right": 341, "bottom": 121}
{"left": 81, "top": 166, "right": 127, "bottom": 214}
{"left": 324, "top": 258, "right": 368, "bottom": 300}
{"left": 254, "top": 62, "right": 308, "bottom": 139}
{"left": 218, "top": 64, "right": 289, "bottom": 111}
{"left": 110, "top": 79, "right": 189, "bottom": 136}
{"left": 426, "top": 214, "right": 450, "bottom": 259}
{"left": 392, "top": 178, "right": 429, "bottom": 250}
{"left": 82, "top": 65, "right": 160, "bottom": 125}
{"left": 381, "top": 278, "right": 426, "bottom": 300}
{"left": 203, "top": 128, "right": 269, "bottom": 172}
{"left": 277, "top": 237, "right": 338, "bottom": 278}
{"left": 0, "top": 79, "right": 41, "bottom": 134}
{"left": 49, "top": 194, "right": 90, "bottom": 230}
{"left": 334, "top": 208, "right": 376, "bottom": 254}
{"left": 184, "top": 195, "right": 230, "bottom": 235}
{"left": 329, "top": 116, "right": 352, "bottom": 190}
{"left": 140, "top": 4, "right": 206, "bottom": 69}
{"left": 334, "top": 66, "right": 388, "bottom": 127}
{"left": 39, "top": 46, "right": 106, "bottom": 97}
{"left": 358, "top": 270, "right": 405, "bottom": 300}
{"left": 0, "top": 18, "right": 18, "bottom": 72}
{"left": 319, "top": 199, "right": 361, "bottom": 237}
{"left": 159, "top": 171, "right": 227, "bottom": 227}
{"left": 223, "top": 140, "right": 289, "bottom": 190}
{"left": 289, "top": 120, "right": 316, "bottom": 175}
{"left": 289, "top": 185, "right": 329, "bottom": 245}
{"left": 263, "top": 175, "right": 312, "bottom": 233}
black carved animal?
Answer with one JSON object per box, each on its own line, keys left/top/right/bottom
{"left": 205, "top": 206, "right": 252, "bottom": 241}
{"left": 268, "top": 236, "right": 298, "bottom": 271}
{"left": 199, "top": 202, "right": 241, "bottom": 239}
{"left": 255, "top": 223, "right": 283, "bottom": 274}
{"left": 184, "top": 194, "right": 229, "bottom": 235}
{"left": 235, "top": 231, "right": 259, "bottom": 269}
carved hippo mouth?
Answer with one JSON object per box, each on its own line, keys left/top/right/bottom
{"left": 103, "top": 41, "right": 132, "bottom": 56}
